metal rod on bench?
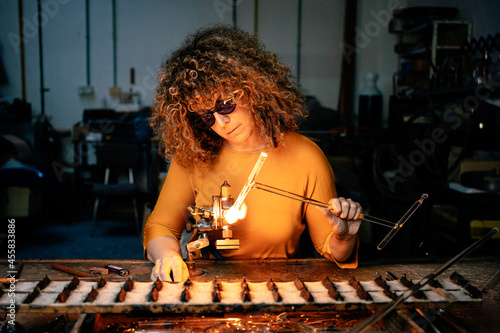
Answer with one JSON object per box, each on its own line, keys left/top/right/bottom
{"left": 351, "top": 227, "right": 499, "bottom": 333}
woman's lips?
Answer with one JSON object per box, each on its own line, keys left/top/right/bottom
{"left": 228, "top": 125, "right": 240, "bottom": 134}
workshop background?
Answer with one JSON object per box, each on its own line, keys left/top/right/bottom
{"left": 1, "top": 0, "right": 499, "bottom": 260}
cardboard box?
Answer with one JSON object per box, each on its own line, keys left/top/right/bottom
{"left": 470, "top": 220, "right": 500, "bottom": 239}
{"left": 0, "top": 186, "right": 42, "bottom": 218}
{"left": 460, "top": 159, "right": 500, "bottom": 175}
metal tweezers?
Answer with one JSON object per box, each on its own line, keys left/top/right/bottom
{"left": 252, "top": 182, "right": 428, "bottom": 250}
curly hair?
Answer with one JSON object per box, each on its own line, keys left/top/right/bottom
{"left": 150, "top": 24, "right": 306, "bottom": 168}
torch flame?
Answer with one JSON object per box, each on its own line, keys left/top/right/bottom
{"left": 225, "top": 202, "right": 247, "bottom": 224}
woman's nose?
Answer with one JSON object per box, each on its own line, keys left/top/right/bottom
{"left": 213, "top": 112, "right": 230, "bottom": 126}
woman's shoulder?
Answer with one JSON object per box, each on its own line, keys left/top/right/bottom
{"left": 283, "top": 131, "right": 324, "bottom": 154}
{"left": 274, "top": 132, "right": 328, "bottom": 167}
{"left": 274, "top": 132, "right": 332, "bottom": 178}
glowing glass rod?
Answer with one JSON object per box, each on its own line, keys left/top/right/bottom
{"left": 225, "top": 152, "right": 267, "bottom": 224}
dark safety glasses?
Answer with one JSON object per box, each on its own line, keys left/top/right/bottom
{"left": 198, "top": 98, "right": 236, "bottom": 128}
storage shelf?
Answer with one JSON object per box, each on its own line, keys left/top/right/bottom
{"left": 392, "top": 19, "right": 471, "bottom": 95}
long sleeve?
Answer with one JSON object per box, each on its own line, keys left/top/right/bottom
{"left": 302, "top": 145, "right": 359, "bottom": 268}
{"left": 142, "top": 158, "right": 195, "bottom": 255}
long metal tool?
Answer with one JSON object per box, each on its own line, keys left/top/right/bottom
{"left": 351, "top": 227, "right": 499, "bottom": 333}
{"left": 252, "top": 182, "right": 427, "bottom": 231}
{"left": 236, "top": 152, "right": 427, "bottom": 248}
{"left": 377, "top": 193, "right": 428, "bottom": 250}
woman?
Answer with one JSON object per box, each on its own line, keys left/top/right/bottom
{"left": 143, "top": 25, "right": 362, "bottom": 282}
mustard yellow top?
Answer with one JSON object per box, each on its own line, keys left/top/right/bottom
{"left": 143, "top": 132, "right": 357, "bottom": 268}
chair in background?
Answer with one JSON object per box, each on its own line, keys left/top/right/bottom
{"left": 90, "top": 141, "right": 141, "bottom": 236}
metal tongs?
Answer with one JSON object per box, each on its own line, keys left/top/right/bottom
{"left": 233, "top": 152, "right": 428, "bottom": 250}
{"left": 251, "top": 182, "right": 428, "bottom": 250}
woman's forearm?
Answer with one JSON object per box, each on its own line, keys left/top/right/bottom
{"left": 329, "top": 233, "right": 357, "bottom": 263}
{"left": 146, "top": 235, "right": 183, "bottom": 263}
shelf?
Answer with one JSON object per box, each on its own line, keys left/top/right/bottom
{"left": 435, "top": 45, "right": 463, "bottom": 50}
{"left": 392, "top": 18, "right": 472, "bottom": 93}
{"left": 395, "top": 44, "right": 430, "bottom": 57}
{"left": 409, "top": 84, "right": 500, "bottom": 99}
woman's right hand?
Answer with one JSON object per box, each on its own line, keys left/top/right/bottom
{"left": 146, "top": 236, "right": 190, "bottom": 282}
{"left": 151, "top": 254, "right": 189, "bottom": 282}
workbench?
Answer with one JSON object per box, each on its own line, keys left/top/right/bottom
{"left": 1, "top": 257, "right": 499, "bottom": 332}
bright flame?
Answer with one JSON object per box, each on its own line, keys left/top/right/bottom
{"left": 225, "top": 202, "right": 247, "bottom": 224}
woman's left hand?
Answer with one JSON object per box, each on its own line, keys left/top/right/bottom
{"left": 321, "top": 197, "right": 363, "bottom": 238}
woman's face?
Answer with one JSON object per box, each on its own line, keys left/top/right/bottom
{"left": 207, "top": 100, "right": 266, "bottom": 152}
